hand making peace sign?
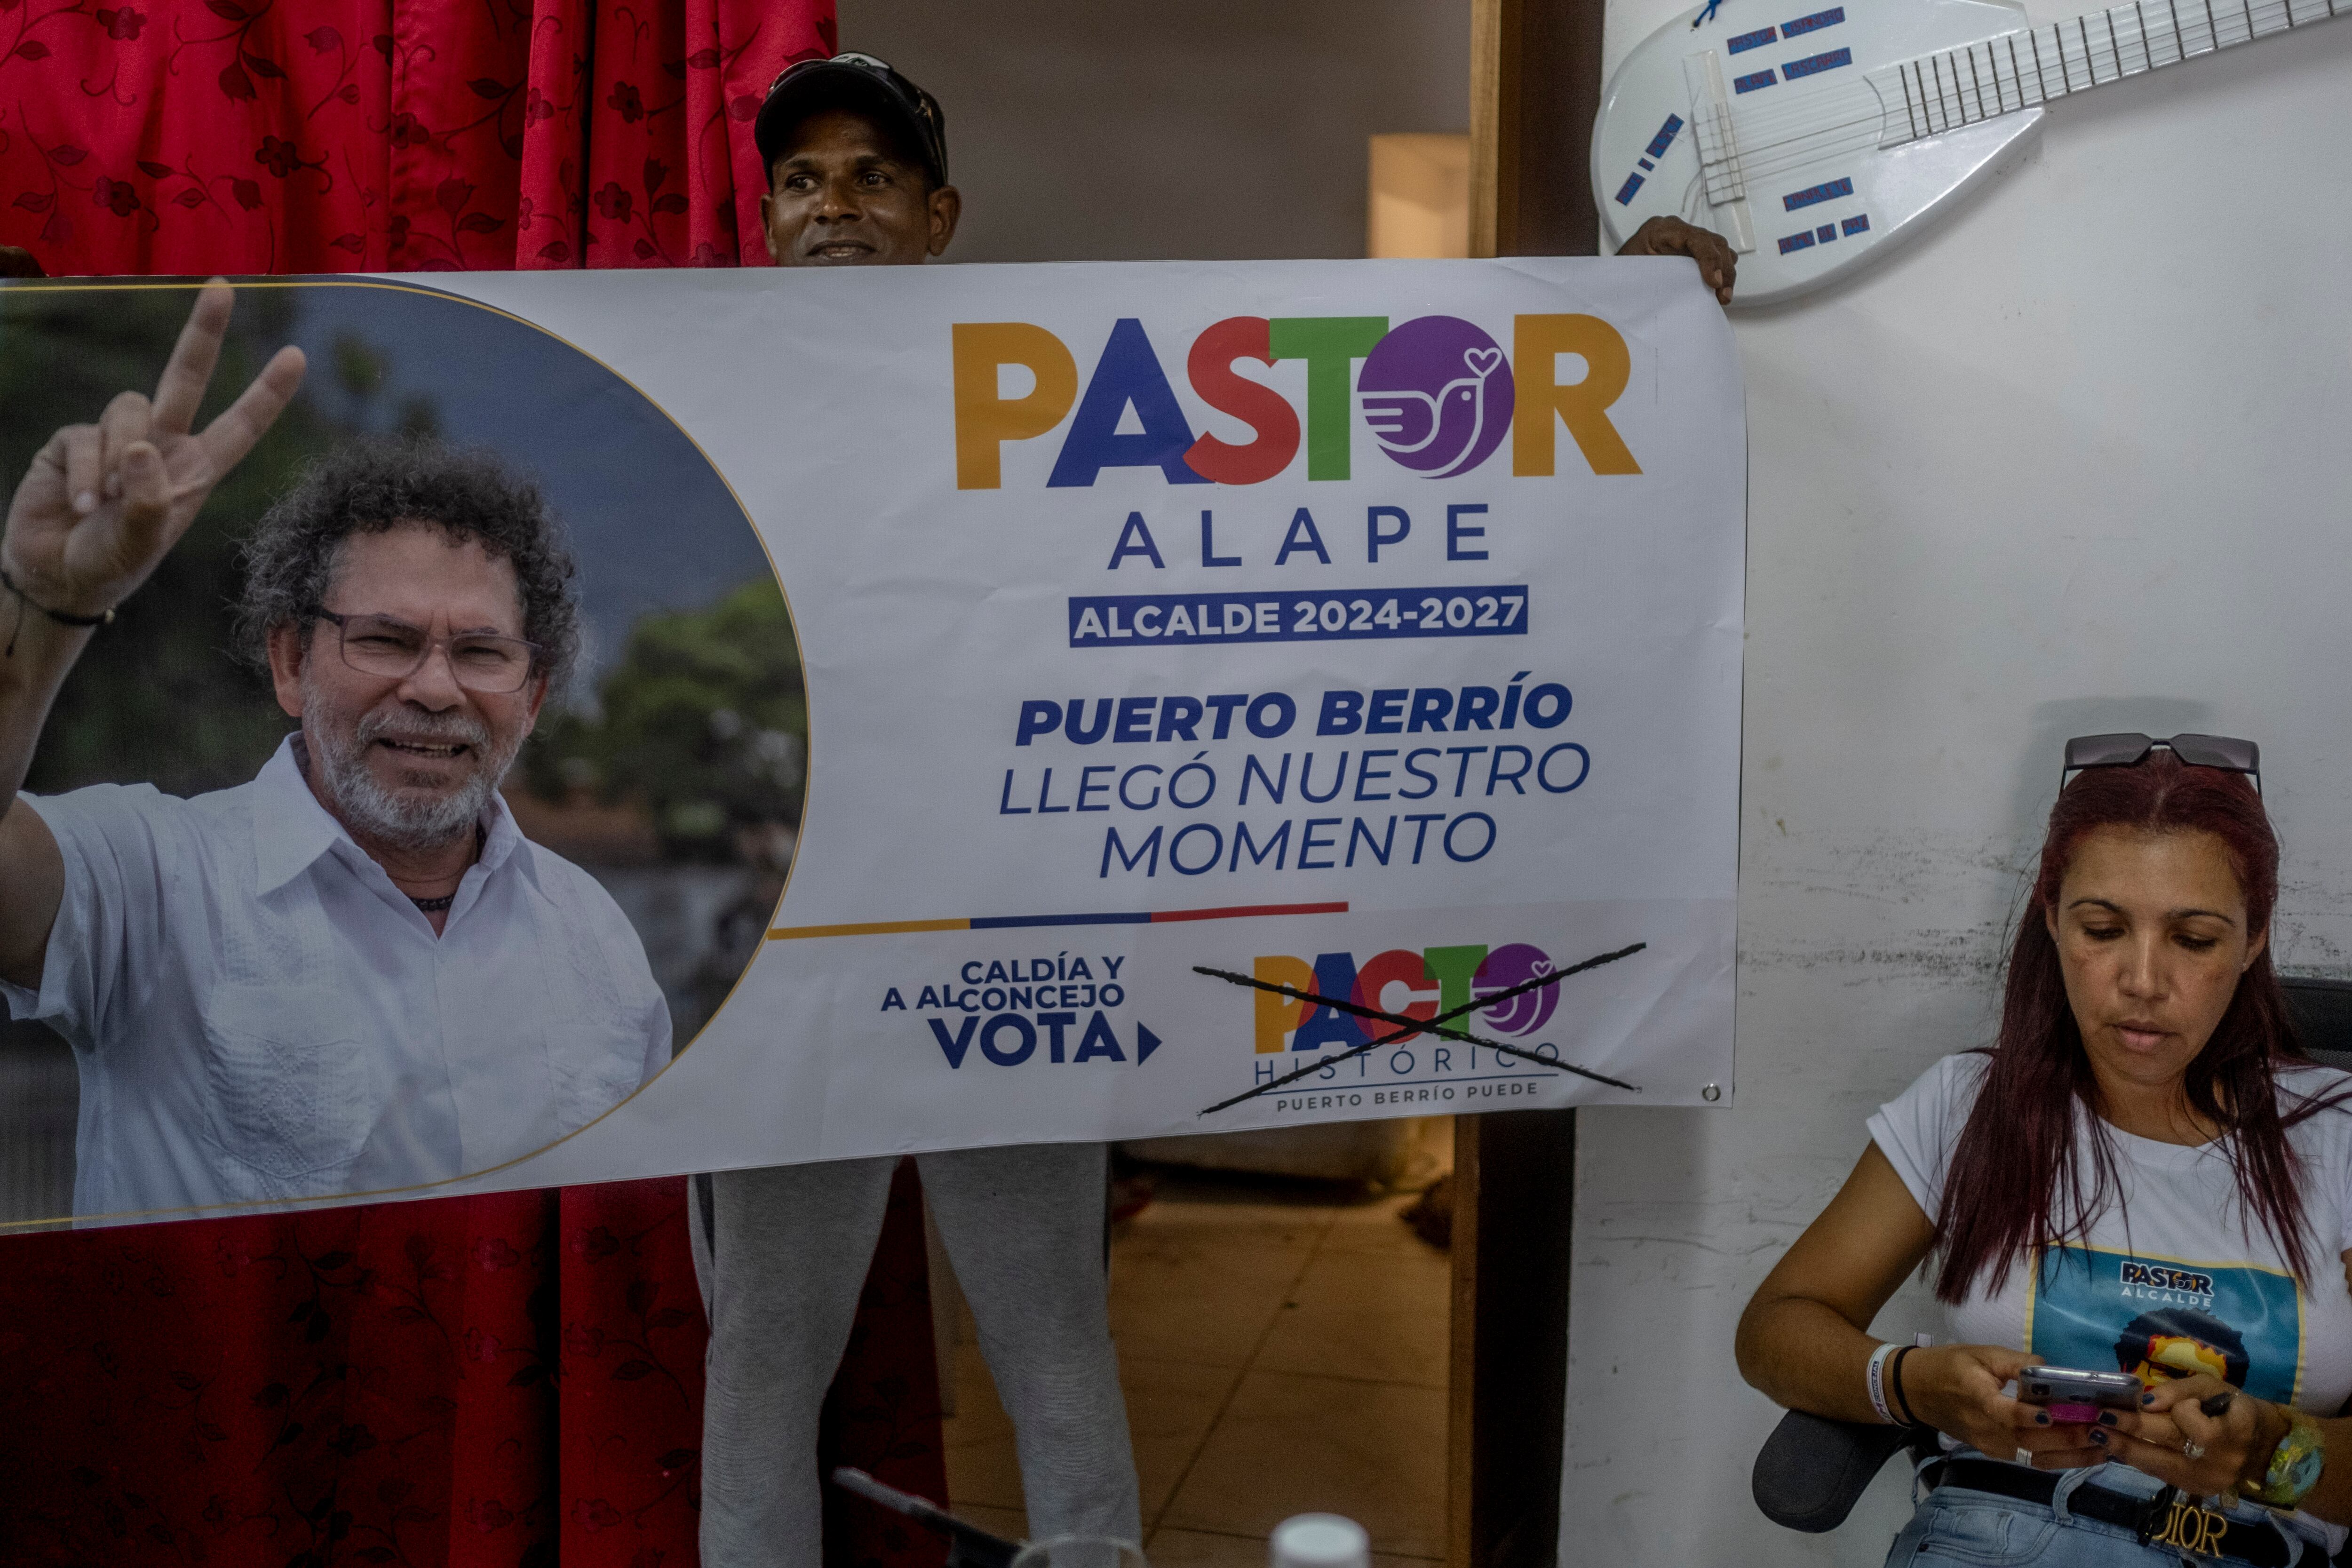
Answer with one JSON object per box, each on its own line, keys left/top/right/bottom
{"left": 1, "top": 279, "right": 306, "bottom": 624}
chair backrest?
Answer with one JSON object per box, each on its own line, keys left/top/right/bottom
{"left": 2282, "top": 976, "right": 2352, "bottom": 1073}
{"left": 1752, "top": 1410, "right": 1918, "bottom": 1531}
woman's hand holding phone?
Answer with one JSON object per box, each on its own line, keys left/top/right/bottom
{"left": 1901, "top": 1346, "right": 2137, "bottom": 1469}
{"left": 2104, "top": 1374, "right": 2291, "bottom": 1497}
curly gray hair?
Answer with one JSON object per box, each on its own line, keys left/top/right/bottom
{"left": 235, "top": 437, "right": 582, "bottom": 692}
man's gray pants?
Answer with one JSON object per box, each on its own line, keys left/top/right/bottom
{"left": 693, "top": 1141, "right": 1141, "bottom": 1566}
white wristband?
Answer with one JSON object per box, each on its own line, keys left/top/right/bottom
{"left": 1865, "top": 1341, "right": 1899, "bottom": 1425}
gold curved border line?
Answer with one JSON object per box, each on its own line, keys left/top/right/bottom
{"left": 0, "top": 274, "right": 811, "bottom": 1233}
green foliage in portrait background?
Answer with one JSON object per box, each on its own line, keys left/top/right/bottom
{"left": 524, "top": 579, "right": 805, "bottom": 859}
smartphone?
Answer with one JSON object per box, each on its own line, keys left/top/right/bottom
{"left": 2018, "top": 1367, "right": 2143, "bottom": 1424}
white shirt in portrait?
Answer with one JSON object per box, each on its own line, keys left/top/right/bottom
{"left": 2, "top": 736, "right": 671, "bottom": 1217}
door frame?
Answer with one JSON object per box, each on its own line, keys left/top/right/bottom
{"left": 1450, "top": 5, "right": 1608, "bottom": 1562}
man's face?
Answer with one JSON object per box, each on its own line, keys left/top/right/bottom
{"left": 268, "top": 522, "right": 547, "bottom": 852}
{"left": 759, "top": 107, "right": 959, "bottom": 267}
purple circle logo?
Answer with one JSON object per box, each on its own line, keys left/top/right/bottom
{"left": 1472, "top": 943, "right": 1560, "bottom": 1038}
{"left": 1358, "top": 316, "right": 1516, "bottom": 478}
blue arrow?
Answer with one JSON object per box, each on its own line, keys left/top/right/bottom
{"left": 1136, "top": 1022, "right": 1161, "bottom": 1065}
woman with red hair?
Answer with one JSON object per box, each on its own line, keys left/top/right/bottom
{"left": 1740, "top": 736, "right": 2352, "bottom": 1566}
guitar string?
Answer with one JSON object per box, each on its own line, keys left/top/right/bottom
{"left": 1678, "top": 20, "right": 2262, "bottom": 213}
{"left": 1692, "top": 0, "right": 2301, "bottom": 169}
{"left": 1692, "top": 86, "right": 1879, "bottom": 163}
{"left": 1715, "top": 1, "right": 2230, "bottom": 144}
{"left": 1661, "top": 0, "right": 2315, "bottom": 184}
{"left": 1700, "top": 0, "right": 2317, "bottom": 164}
{"left": 1696, "top": 0, "right": 2321, "bottom": 153}
{"left": 1634, "top": 0, "right": 2336, "bottom": 250}
{"left": 1675, "top": 13, "right": 2291, "bottom": 195}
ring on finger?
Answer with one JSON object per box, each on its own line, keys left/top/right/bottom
{"left": 2014, "top": 1447, "right": 2034, "bottom": 1466}
{"left": 2183, "top": 1439, "right": 2207, "bottom": 1461}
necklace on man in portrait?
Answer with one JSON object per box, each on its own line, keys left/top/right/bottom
{"left": 406, "top": 826, "right": 483, "bottom": 915}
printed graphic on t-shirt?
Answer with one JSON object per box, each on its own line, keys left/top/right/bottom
{"left": 2028, "top": 1246, "right": 2302, "bottom": 1406}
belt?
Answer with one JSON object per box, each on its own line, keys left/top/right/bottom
{"left": 1928, "top": 1458, "right": 2292, "bottom": 1567}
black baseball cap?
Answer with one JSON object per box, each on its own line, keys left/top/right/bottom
{"left": 753, "top": 52, "right": 949, "bottom": 187}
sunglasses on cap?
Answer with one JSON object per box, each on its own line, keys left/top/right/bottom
{"left": 761, "top": 51, "right": 947, "bottom": 182}
{"left": 771, "top": 49, "right": 903, "bottom": 88}
{"left": 2060, "top": 732, "right": 2262, "bottom": 794}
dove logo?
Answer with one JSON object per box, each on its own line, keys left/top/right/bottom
{"left": 1357, "top": 317, "right": 1517, "bottom": 478}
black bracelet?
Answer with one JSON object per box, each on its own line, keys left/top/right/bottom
{"left": 0, "top": 562, "right": 114, "bottom": 628}
{"left": 1889, "top": 1345, "right": 1923, "bottom": 1427}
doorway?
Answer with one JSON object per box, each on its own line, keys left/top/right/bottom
{"left": 940, "top": 1122, "right": 1455, "bottom": 1561}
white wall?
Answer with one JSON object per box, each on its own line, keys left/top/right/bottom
{"left": 1564, "top": 7, "right": 2352, "bottom": 1562}
{"left": 838, "top": 0, "right": 1470, "bottom": 263}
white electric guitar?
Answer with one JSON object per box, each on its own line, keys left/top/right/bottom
{"left": 1595, "top": 0, "right": 2346, "bottom": 305}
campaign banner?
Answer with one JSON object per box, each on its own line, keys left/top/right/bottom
{"left": 0, "top": 258, "right": 1742, "bottom": 1227}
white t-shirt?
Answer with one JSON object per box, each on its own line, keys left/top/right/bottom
{"left": 1871, "top": 1052, "right": 2352, "bottom": 1420}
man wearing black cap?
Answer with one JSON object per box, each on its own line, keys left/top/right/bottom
{"left": 754, "top": 51, "right": 960, "bottom": 269}
{"left": 694, "top": 53, "right": 1144, "bottom": 1568}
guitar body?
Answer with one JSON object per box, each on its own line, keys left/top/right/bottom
{"left": 1596, "top": 0, "right": 2046, "bottom": 306}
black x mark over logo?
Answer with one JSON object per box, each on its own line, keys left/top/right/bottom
{"left": 1193, "top": 941, "right": 1647, "bottom": 1114}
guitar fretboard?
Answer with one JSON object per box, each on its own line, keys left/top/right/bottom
{"left": 1875, "top": 0, "right": 2344, "bottom": 145}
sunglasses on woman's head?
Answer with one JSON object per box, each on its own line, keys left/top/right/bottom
{"left": 2060, "top": 732, "right": 2261, "bottom": 794}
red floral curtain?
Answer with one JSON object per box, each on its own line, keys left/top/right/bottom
{"left": 0, "top": 0, "right": 835, "bottom": 273}
{"left": 0, "top": 2, "right": 962, "bottom": 1563}
{"left": 0, "top": 1177, "right": 950, "bottom": 1567}
{"left": 0, "top": 1192, "right": 566, "bottom": 1567}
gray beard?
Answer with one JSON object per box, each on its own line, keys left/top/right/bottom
{"left": 303, "top": 679, "right": 520, "bottom": 855}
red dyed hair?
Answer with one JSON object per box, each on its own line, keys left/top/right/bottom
{"left": 1934, "top": 750, "right": 2337, "bottom": 1301}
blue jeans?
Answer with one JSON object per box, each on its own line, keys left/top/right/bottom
{"left": 1883, "top": 1465, "right": 2316, "bottom": 1567}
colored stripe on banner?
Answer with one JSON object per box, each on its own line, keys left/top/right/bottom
{"left": 767, "top": 918, "right": 970, "bottom": 940}
{"left": 768, "top": 901, "right": 1350, "bottom": 941}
